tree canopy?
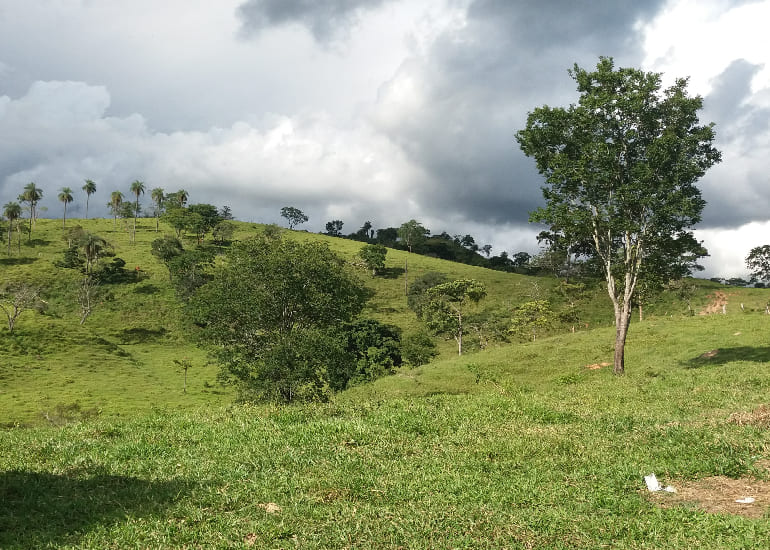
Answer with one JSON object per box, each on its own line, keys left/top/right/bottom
{"left": 191, "top": 233, "right": 369, "bottom": 402}
{"left": 516, "top": 57, "right": 720, "bottom": 374}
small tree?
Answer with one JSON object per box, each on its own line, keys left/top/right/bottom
{"left": 510, "top": 300, "right": 554, "bottom": 342}
{"left": 77, "top": 276, "right": 100, "bottom": 325}
{"left": 423, "top": 279, "right": 486, "bottom": 356}
{"left": 516, "top": 57, "right": 721, "bottom": 374}
{"left": 151, "top": 187, "right": 164, "bottom": 232}
{"left": 173, "top": 358, "right": 193, "bottom": 393}
{"left": 280, "top": 206, "right": 308, "bottom": 230}
{"left": 746, "top": 245, "right": 770, "bottom": 283}
{"left": 58, "top": 187, "right": 74, "bottom": 228}
{"left": 3, "top": 202, "right": 21, "bottom": 255}
{"left": 108, "top": 191, "right": 124, "bottom": 229}
{"left": 397, "top": 219, "right": 429, "bottom": 253}
{"left": 0, "top": 284, "right": 41, "bottom": 333}
{"left": 358, "top": 243, "right": 387, "bottom": 276}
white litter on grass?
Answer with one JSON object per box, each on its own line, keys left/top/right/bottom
{"left": 735, "top": 497, "right": 756, "bottom": 504}
{"left": 644, "top": 473, "right": 677, "bottom": 493}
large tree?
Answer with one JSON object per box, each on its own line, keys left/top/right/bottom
{"left": 516, "top": 57, "right": 720, "bottom": 374}
{"left": 191, "top": 233, "right": 369, "bottom": 402}
{"left": 82, "top": 179, "right": 96, "bottom": 219}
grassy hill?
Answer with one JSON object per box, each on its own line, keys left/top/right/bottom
{"left": 2, "top": 217, "right": 770, "bottom": 547}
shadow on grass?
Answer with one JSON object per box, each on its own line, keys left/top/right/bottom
{"left": 0, "top": 469, "right": 192, "bottom": 547}
{"left": 685, "top": 346, "right": 770, "bottom": 368}
{"left": 116, "top": 327, "right": 168, "bottom": 344}
{"left": 0, "top": 257, "right": 37, "bottom": 266}
{"left": 378, "top": 267, "right": 406, "bottom": 279}
{"left": 24, "top": 238, "right": 51, "bottom": 247}
{"left": 134, "top": 283, "right": 160, "bottom": 295}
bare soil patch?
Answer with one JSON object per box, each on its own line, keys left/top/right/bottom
{"left": 652, "top": 473, "right": 770, "bottom": 518}
{"left": 729, "top": 404, "right": 770, "bottom": 428}
{"left": 700, "top": 291, "right": 732, "bottom": 315}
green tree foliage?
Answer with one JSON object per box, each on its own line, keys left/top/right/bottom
{"left": 186, "top": 204, "right": 222, "bottom": 243}
{"left": 516, "top": 57, "right": 721, "bottom": 374}
{"left": 163, "top": 207, "right": 188, "bottom": 238}
{"left": 280, "top": 206, "right": 308, "bottom": 230}
{"left": 129, "top": 180, "right": 145, "bottom": 242}
{"left": 79, "top": 233, "right": 113, "bottom": 274}
{"left": 399, "top": 330, "right": 438, "bottom": 366}
{"left": 746, "top": 245, "right": 770, "bottom": 283}
{"left": 219, "top": 205, "right": 234, "bottom": 220}
{"left": 509, "top": 300, "right": 554, "bottom": 342}
{"left": 151, "top": 236, "right": 185, "bottom": 279}
{"left": 358, "top": 243, "right": 387, "bottom": 276}
{"left": 423, "top": 279, "right": 486, "bottom": 356}
{"left": 407, "top": 271, "right": 448, "bottom": 318}
{"left": 325, "top": 219, "right": 344, "bottom": 236}
{"left": 82, "top": 179, "right": 96, "bottom": 219}
{"left": 3, "top": 202, "right": 22, "bottom": 255}
{"left": 191, "top": 234, "right": 369, "bottom": 402}
{"left": 19, "top": 182, "right": 43, "bottom": 240}
{"left": 108, "top": 191, "right": 124, "bottom": 229}
{"left": 397, "top": 220, "right": 429, "bottom": 253}
{"left": 58, "top": 187, "right": 74, "bottom": 228}
{"left": 151, "top": 187, "right": 164, "bottom": 232}
{"left": 342, "top": 319, "right": 402, "bottom": 385}
{"left": 212, "top": 221, "right": 236, "bottom": 244}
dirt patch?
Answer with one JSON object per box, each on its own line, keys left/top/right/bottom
{"left": 728, "top": 404, "right": 770, "bottom": 428}
{"left": 652, "top": 474, "right": 770, "bottom": 518}
{"left": 700, "top": 291, "right": 732, "bottom": 315}
{"left": 585, "top": 362, "right": 611, "bottom": 370}
{"left": 698, "top": 349, "right": 720, "bottom": 360}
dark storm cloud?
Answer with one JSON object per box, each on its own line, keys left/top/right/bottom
{"left": 371, "top": 0, "right": 668, "bottom": 230}
{"left": 698, "top": 59, "right": 770, "bottom": 228}
{"left": 237, "top": 0, "right": 394, "bottom": 41}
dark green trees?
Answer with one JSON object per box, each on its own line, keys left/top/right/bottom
{"left": 516, "top": 57, "right": 720, "bottom": 374}
{"left": 191, "top": 233, "right": 369, "bottom": 401}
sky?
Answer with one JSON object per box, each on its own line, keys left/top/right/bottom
{"left": 1, "top": 0, "right": 769, "bottom": 278}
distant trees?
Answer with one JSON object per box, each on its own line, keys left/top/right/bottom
{"left": 516, "top": 57, "right": 720, "bottom": 374}
{"left": 191, "top": 232, "right": 369, "bottom": 402}
{"left": 358, "top": 244, "right": 387, "bottom": 276}
{"left": 398, "top": 220, "right": 429, "bottom": 253}
{"left": 422, "top": 278, "right": 486, "bottom": 356}
{"left": 109, "top": 191, "right": 124, "bottom": 229}
{"left": 280, "top": 206, "right": 308, "bottom": 230}
{"left": 3, "top": 202, "right": 21, "bottom": 254}
{"left": 58, "top": 187, "right": 74, "bottom": 228}
{"left": 151, "top": 188, "right": 164, "bottom": 232}
{"left": 129, "top": 180, "right": 145, "bottom": 242}
{"left": 746, "top": 245, "right": 770, "bottom": 284}
{"left": 19, "top": 183, "right": 43, "bottom": 240}
{"left": 82, "top": 180, "right": 96, "bottom": 219}
{"left": 325, "top": 220, "right": 344, "bottom": 236}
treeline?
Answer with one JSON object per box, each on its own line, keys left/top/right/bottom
{"left": 322, "top": 218, "right": 534, "bottom": 274}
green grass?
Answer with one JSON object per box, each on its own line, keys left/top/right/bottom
{"left": 3, "top": 313, "right": 770, "bottom": 547}
{"left": 3, "top": 217, "right": 770, "bottom": 547}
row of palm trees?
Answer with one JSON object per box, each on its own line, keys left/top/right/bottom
{"left": 3, "top": 180, "right": 192, "bottom": 254}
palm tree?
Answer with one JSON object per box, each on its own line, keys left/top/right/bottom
{"left": 18, "top": 182, "right": 43, "bottom": 239}
{"left": 80, "top": 233, "right": 111, "bottom": 273}
{"left": 129, "top": 180, "right": 145, "bottom": 242}
{"left": 177, "top": 189, "right": 188, "bottom": 207}
{"left": 3, "top": 202, "right": 22, "bottom": 255}
{"left": 109, "top": 191, "right": 124, "bottom": 229}
{"left": 151, "top": 187, "right": 164, "bottom": 232}
{"left": 58, "top": 187, "right": 74, "bottom": 228}
{"left": 82, "top": 179, "right": 96, "bottom": 219}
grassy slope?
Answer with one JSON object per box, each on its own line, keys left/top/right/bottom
{"left": 3, "top": 218, "right": 770, "bottom": 547}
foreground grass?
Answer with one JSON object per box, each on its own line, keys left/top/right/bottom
{"left": 2, "top": 314, "right": 770, "bottom": 548}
